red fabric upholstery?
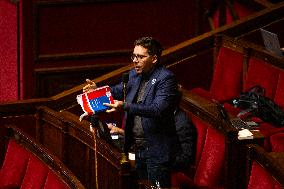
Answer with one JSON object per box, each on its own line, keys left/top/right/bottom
{"left": 190, "top": 47, "right": 244, "bottom": 102}
{"left": 20, "top": 155, "right": 49, "bottom": 189}
{"left": 194, "top": 127, "right": 225, "bottom": 187}
{"left": 247, "top": 161, "right": 281, "bottom": 189}
{"left": 270, "top": 132, "right": 284, "bottom": 152}
{"left": 0, "top": 140, "right": 72, "bottom": 189}
{"left": 274, "top": 72, "right": 284, "bottom": 108}
{"left": 0, "top": 140, "right": 30, "bottom": 188}
{"left": 44, "top": 171, "right": 70, "bottom": 189}
{"left": 210, "top": 47, "right": 243, "bottom": 102}
{"left": 213, "top": 1, "right": 255, "bottom": 28}
{"left": 254, "top": 122, "right": 284, "bottom": 152}
{"left": 244, "top": 58, "right": 280, "bottom": 99}
{"left": 171, "top": 116, "right": 225, "bottom": 189}
{"left": 191, "top": 116, "right": 209, "bottom": 168}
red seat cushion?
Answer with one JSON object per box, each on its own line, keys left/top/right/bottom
{"left": 20, "top": 155, "right": 49, "bottom": 189}
{"left": 247, "top": 161, "right": 281, "bottom": 189}
{"left": 44, "top": 171, "right": 70, "bottom": 189}
{"left": 210, "top": 47, "right": 244, "bottom": 102}
{"left": 0, "top": 140, "right": 30, "bottom": 188}
{"left": 244, "top": 58, "right": 280, "bottom": 99}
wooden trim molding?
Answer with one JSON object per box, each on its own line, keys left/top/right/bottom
{"left": 37, "top": 49, "right": 132, "bottom": 62}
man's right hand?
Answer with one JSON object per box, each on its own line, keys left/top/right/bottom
{"left": 83, "top": 79, "right": 97, "bottom": 93}
{"left": 107, "top": 123, "right": 124, "bottom": 135}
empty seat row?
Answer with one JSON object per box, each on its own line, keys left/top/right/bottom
{"left": 191, "top": 35, "right": 284, "bottom": 152}
{"left": 0, "top": 126, "right": 85, "bottom": 189}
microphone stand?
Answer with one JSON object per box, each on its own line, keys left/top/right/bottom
{"left": 120, "top": 73, "right": 129, "bottom": 166}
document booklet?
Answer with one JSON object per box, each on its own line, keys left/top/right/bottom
{"left": 77, "top": 85, "right": 114, "bottom": 121}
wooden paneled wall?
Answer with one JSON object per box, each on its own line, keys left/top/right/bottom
{"left": 19, "top": 0, "right": 201, "bottom": 99}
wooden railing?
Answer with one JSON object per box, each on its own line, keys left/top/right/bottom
{"left": 35, "top": 106, "right": 133, "bottom": 189}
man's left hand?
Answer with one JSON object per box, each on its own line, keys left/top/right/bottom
{"left": 103, "top": 100, "right": 124, "bottom": 113}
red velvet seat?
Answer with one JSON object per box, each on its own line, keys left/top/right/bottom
{"left": 20, "top": 155, "right": 49, "bottom": 189}
{"left": 224, "top": 57, "right": 281, "bottom": 116}
{"left": 244, "top": 58, "right": 280, "bottom": 99}
{"left": 247, "top": 161, "right": 282, "bottom": 189}
{"left": 270, "top": 132, "right": 284, "bottom": 152}
{"left": 240, "top": 59, "right": 283, "bottom": 151}
{"left": 44, "top": 172, "right": 70, "bottom": 189}
{"left": 257, "top": 122, "right": 284, "bottom": 151}
{"left": 191, "top": 47, "right": 244, "bottom": 102}
{"left": 171, "top": 116, "right": 225, "bottom": 189}
{"left": 212, "top": 1, "right": 256, "bottom": 28}
{"left": 0, "top": 139, "right": 79, "bottom": 189}
{"left": 0, "top": 140, "right": 30, "bottom": 188}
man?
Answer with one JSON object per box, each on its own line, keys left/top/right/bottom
{"left": 83, "top": 37, "right": 178, "bottom": 187}
{"left": 107, "top": 107, "right": 197, "bottom": 173}
{"left": 107, "top": 89, "right": 197, "bottom": 173}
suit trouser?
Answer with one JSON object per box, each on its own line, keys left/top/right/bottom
{"left": 135, "top": 148, "right": 171, "bottom": 188}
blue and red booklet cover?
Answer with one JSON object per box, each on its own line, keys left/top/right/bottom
{"left": 77, "top": 85, "right": 114, "bottom": 121}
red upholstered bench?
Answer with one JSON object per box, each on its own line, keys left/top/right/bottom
{"left": 0, "top": 126, "right": 85, "bottom": 189}
{"left": 0, "top": 140, "right": 30, "bottom": 188}
{"left": 223, "top": 57, "right": 284, "bottom": 152}
{"left": 246, "top": 144, "right": 284, "bottom": 189}
{"left": 191, "top": 46, "right": 244, "bottom": 102}
{"left": 171, "top": 115, "right": 225, "bottom": 189}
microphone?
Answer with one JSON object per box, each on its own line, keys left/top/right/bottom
{"left": 122, "top": 73, "right": 129, "bottom": 102}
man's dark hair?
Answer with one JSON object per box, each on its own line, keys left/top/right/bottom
{"left": 134, "top": 37, "right": 163, "bottom": 59}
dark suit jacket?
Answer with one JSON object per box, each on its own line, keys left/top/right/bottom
{"left": 172, "top": 108, "right": 196, "bottom": 171}
{"left": 111, "top": 65, "right": 178, "bottom": 164}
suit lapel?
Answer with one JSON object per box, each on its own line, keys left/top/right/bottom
{"left": 126, "top": 74, "right": 142, "bottom": 103}
{"left": 142, "top": 67, "right": 161, "bottom": 102}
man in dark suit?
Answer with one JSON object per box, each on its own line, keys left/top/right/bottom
{"left": 83, "top": 37, "right": 178, "bottom": 187}
{"left": 107, "top": 107, "right": 197, "bottom": 173}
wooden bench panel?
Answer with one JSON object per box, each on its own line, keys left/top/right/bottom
{"left": 36, "top": 106, "right": 134, "bottom": 189}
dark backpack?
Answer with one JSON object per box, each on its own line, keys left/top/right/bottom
{"left": 232, "top": 85, "right": 284, "bottom": 126}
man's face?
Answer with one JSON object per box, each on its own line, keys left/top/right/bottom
{"left": 132, "top": 45, "right": 157, "bottom": 74}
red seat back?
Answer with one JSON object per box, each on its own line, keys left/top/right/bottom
{"left": 247, "top": 161, "right": 281, "bottom": 189}
{"left": 210, "top": 47, "right": 244, "bottom": 101}
{"left": 194, "top": 127, "right": 225, "bottom": 187}
{"left": 244, "top": 58, "right": 280, "bottom": 99}
{"left": 21, "top": 155, "right": 49, "bottom": 189}
{"left": 44, "top": 171, "right": 70, "bottom": 189}
{"left": 171, "top": 115, "right": 225, "bottom": 188}
{"left": 191, "top": 116, "right": 209, "bottom": 168}
{"left": 0, "top": 140, "right": 30, "bottom": 188}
